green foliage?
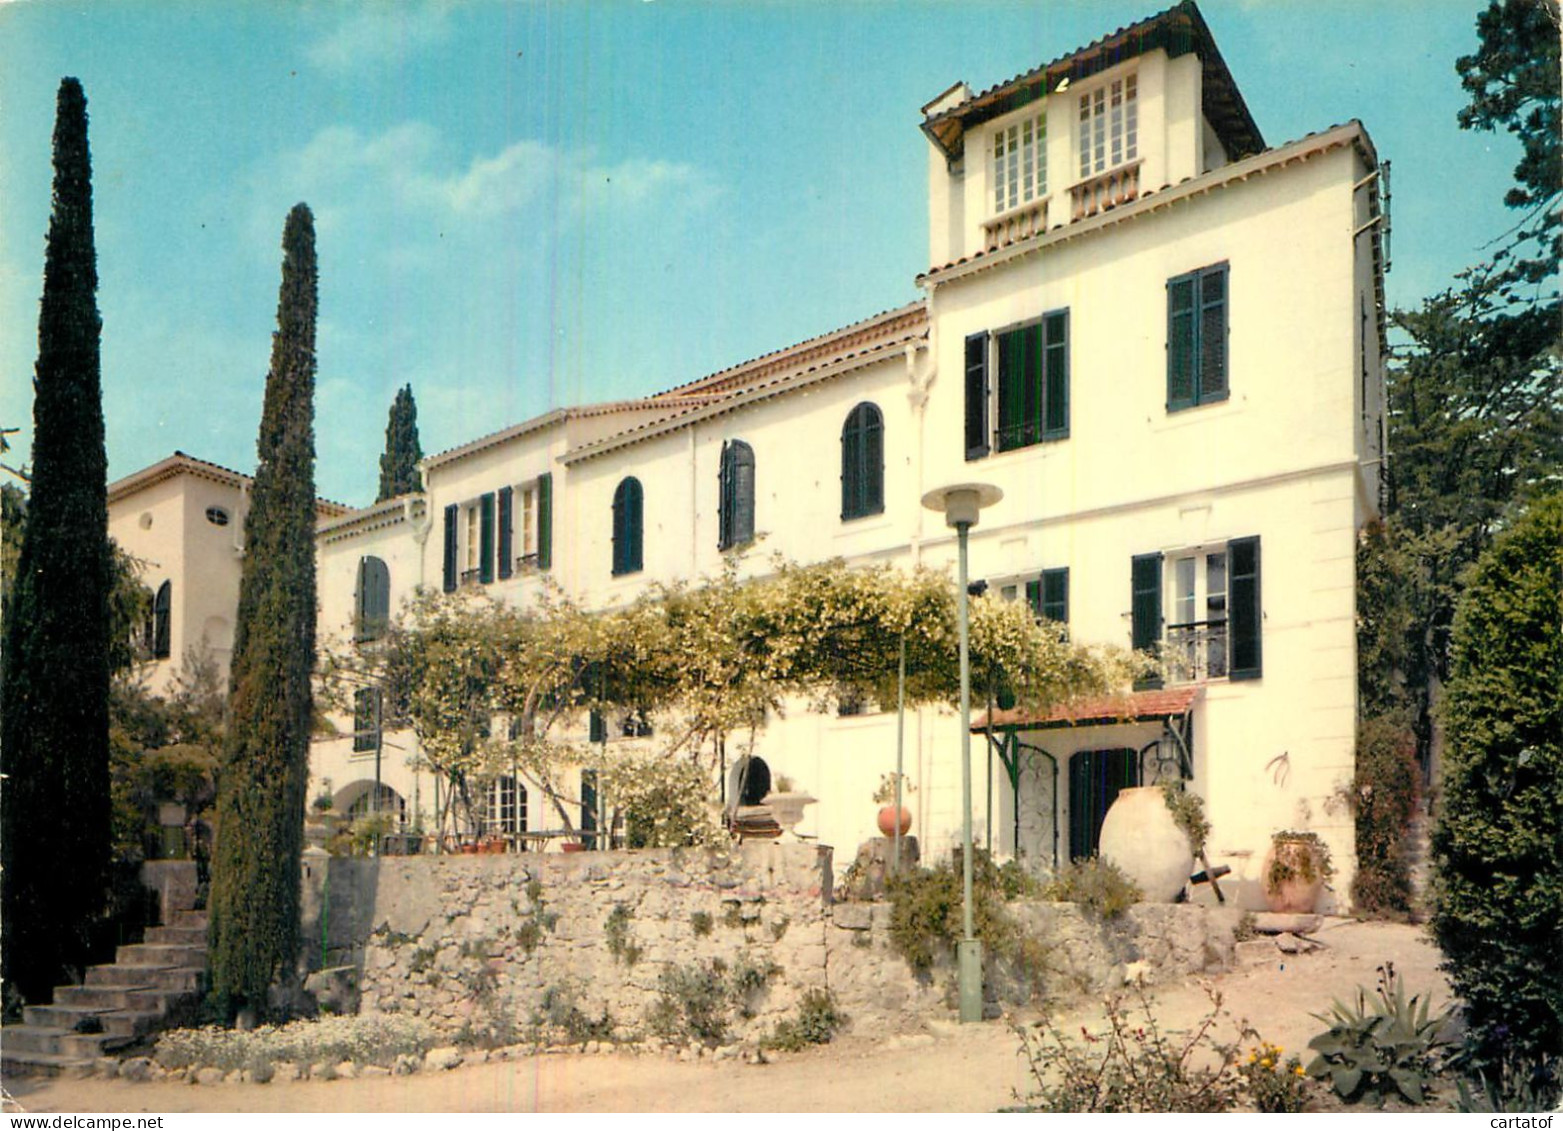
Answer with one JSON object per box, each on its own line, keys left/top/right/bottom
{"left": 603, "top": 903, "right": 641, "bottom": 967}
{"left": 689, "top": 911, "right": 713, "bottom": 937}
{"left": 376, "top": 383, "right": 423, "bottom": 502}
{"left": 1305, "top": 963, "right": 1452, "bottom": 1106}
{"left": 596, "top": 748, "right": 717, "bottom": 849}
{"left": 1431, "top": 495, "right": 1563, "bottom": 1089}
{"left": 531, "top": 983, "right": 615, "bottom": 1047}
{"left": 761, "top": 989, "right": 844, "bottom": 1052}
{"left": 208, "top": 204, "right": 320, "bottom": 1024}
{"left": 886, "top": 850, "right": 1054, "bottom": 980}
{"left": 1041, "top": 858, "right": 1142, "bottom": 920}
{"left": 1456, "top": 1052, "right": 1563, "bottom": 1113}
{"left": 1349, "top": 717, "right": 1420, "bottom": 916}
{"left": 1012, "top": 985, "right": 1249, "bottom": 1112}
{"left": 1237, "top": 1041, "right": 1312, "bottom": 1113}
{"left": 1, "top": 77, "right": 113, "bottom": 1004}
{"left": 647, "top": 960, "right": 733, "bottom": 1046}
{"left": 1160, "top": 781, "right": 1210, "bottom": 858}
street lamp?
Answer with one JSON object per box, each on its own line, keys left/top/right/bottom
{"left": 921, "top": 481, "right": 1002, "bottom": 1023}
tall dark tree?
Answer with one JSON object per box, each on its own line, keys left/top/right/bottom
{"left": 0, "top": 78, "right": 113, "bottom": 1003}
{"left": 376, "top": 383, "right": 423, "bottom": 501}
{"left": 1370, "top": 0, "right": 1562, "bottom": 775}
{"left": 207, "top": 204, "right": 319, "bottom": 1022}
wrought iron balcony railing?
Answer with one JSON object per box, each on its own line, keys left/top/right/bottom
{"left": 1165, "top": 619, "right": 1228, "bottom": 683}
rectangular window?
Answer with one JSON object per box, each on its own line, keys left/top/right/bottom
{"left": 995, "top": 311, "right": 1069, "bottom": 451}
{"left": 1078, "top": 73, "right": 1137, "bottom": 178}
{"left": 1025, "top": 567, "right": 1070, "bottom": 625}
{"left": 1145, "top": 537, "right": 1262, "bottom": 686}
{"left": 992, "top": 112, "right": 1046, "bottom": 215}
{"left": 352, "top": 686, "right": 381, "bottom": 754}
{"left": 964, "top": 333, "right": 990, "bottom": 461}
{"left": 1167, "top": 263, "right": 1229, "bottom": 410}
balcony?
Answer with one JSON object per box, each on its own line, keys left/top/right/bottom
{"left": 1070, "top": 160, "right": 1141, "bottom": 221}
{"left": 514, "top": 552, "right": 540, "bottom": 574}
{"left": 460, "top": 568, "right": 484, "bottom": 588}
{"left": 983, "top": 198, "right": 1048, "bottom": 251}
{"left": 1165, "top": 619, "right": 1228, "bottom": 683}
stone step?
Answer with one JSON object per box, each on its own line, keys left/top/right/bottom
{"left": 88, "top": 964, "right": 205, "bottom": 994}
{"left": 145, "top": 923, "right": 207, "bottom": 946}
{"left": 0, "top": 1048, "right": 95, "bottom": 1080}
{"left": 55, "top": 983, "right": 155, "bottom": 1011}
{"left": 115, "top": 942, "right": 205, "bottom": 969}
{"left": 22, "top": 1004, "right": 161, "bottom": 1039}
{"left": 170, "top": 910, "right": 209, "bottom": 929}
{"left": 0, "top": 1024, "right": 69, "bottom": 1055}
{"left": 56, "top": 1030, "right": 136, "bottom": 1060}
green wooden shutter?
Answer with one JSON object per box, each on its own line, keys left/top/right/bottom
{"left": 1132, "top": 552, "right": 1164, "bottom": 689}
{"left": 964, "top": 333, "right": 989, "bottom": 460}
{"left": 1228, "top": 535, "right": 1261, "bottom": 680}
{"left": 497, "top": 486, "right": 514, "bottom": 580}
{"left": 537, "top": 472, "right": 553, "bottom": 570}
{"left": 840, "top": 411, "right": 860, "bottom": 520}
{"left": 1167, "top": 275, "right": 1196, "bottom": 410}
{"left": 1199, "top": 266, "right": 1228, "bottom": 402}
{"left": 865, "top": 405, "right": 883, "bottom": 515}
{"left": 442, "top": 504, "right": 458, "bottom": 592}
{"left": 628, "top": 479, "right": 643, "bottom": 573}
{"left": 478, "top": 492, "right": 496, "bottom": 584}
{"left": 1043, "top": 311, "right": 1069, "bottom": 440}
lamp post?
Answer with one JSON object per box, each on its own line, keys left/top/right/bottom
{"left": 921, "top": 481, "right": 1002, "bottom": 1023}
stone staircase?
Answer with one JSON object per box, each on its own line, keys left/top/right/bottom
{"left": 0, "top": 910, "right": 208, "bottom": 1079}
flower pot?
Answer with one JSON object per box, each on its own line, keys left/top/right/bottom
{"left": 877, "top": 804, "right": 912, "bottom": 838}
{"left": 560, "top": 841, "right": 586, "bottom": 853}
{"left": 1263, "top": 836, "right": 1327, "bottom": 913}
{"left": 1098, "top": 786, "right": 1194, "bottom": 903}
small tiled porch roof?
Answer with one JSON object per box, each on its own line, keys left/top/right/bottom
{"left": 972, "top": 685, "right": 1201, "bottom": 732}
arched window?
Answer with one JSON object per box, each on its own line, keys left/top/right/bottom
{"left": 717, "top": 440, "right": 755, "bottom": 551}
{"left": 355, "top": 556, "right": 391, "bottom": 642}
{"left": 152, "top": 581, "right": 172, "bottom": 660}
{"left": 840, "top": 402, "right": 884, "bottom": 521}
{"left": 611, "top": 477, "right": 644, "bottom": 576}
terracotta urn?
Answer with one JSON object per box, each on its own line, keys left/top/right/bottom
{"left": 877, "top": 804, "right": 913, "bottom": 838}
{"left": 1263, "top": 835, "right": 1327, "bottom": 913}
{"left": 1098, "top": 786, "right": 1194, "bottom": 902}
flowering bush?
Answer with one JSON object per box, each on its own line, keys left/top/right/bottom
{"left": 1239, "top": 1041, "right": 1312, "bottom": 1113}
{"left": 154, "top": 1014, "right": 435, "bottom": 1074}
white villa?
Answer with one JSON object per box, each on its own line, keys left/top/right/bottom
{"left": 113, "top": 2, "right": 1388, "bottom": 909}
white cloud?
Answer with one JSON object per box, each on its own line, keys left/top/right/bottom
{"left": 305, "top": 1, "right": 456, "bottom": 74}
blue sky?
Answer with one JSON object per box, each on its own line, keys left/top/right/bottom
{"left": 0, "top": 0, "right": 1526, "bottom": 506}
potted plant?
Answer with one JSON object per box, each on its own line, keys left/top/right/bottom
{"left": 1263, "top": 830, "right": 1333, "bottom": 912}
{"left": 872, "top": 772, "right": 915, "bottom": 837}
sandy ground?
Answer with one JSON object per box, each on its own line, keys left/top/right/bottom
{"left": 2, "top": 919, "right": 1450, "bottom": 1113}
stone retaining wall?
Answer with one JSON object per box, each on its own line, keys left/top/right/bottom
{"left": 300, "top": 844, "right": 1241, "bottom": 1047}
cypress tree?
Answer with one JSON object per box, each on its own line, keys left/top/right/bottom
{"left": 0, "top": 77, "right": 112, "bottom": 1003}
{"left": 376, "top": 383, "right": 423, "bottom": 501}
{"left": 207, "top": 204, "right": 319, "bottom": 1022}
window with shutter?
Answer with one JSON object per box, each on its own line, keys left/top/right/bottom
{"left": 497, "top": 486, "right": 514, "bottom": 580}
{"left": 442, "top": 504, "right": 458, "bottom": 592}
{"left": 1131, "top": 552, "right": 1164, "bottom": 689}
{"left": 152, "top": 580, "right": 172, "bottom": 659}
{"left": 356, "top": 556, "right": 390, "bottom": 642}
{"left": 840, "top": 403, "right": 885, "bottom": 521}
{"left": 478, "top": 493, "right": 496, "bottom": 584}
{"left": 964, "top": 333, "right": 989, "bottom": 461}
{"left": 537, "top": 472, "right": 553, "bottom": 570}
{"left": 612, "top": 477, "right": 644, "bottom": 576}
{"left": 718, "top": 440, "right": 755, "bottom": 550}
{"left": 1228, "top": 536, "right": 1262, "bottom": 680}
{"left": 352, "top": 686, "right": 381, "bottom": 754}
{"left": 1167, "top": 263, "right": 1229, "bottom": 411}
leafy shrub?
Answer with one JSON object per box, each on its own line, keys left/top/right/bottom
{"left": 647, "top": 960, "right": 732, "bottom": 1046}
{"left": 604, "top": 903, "right": 642, "bottom": 966}
{"left": 532, "top": 983, "right": 615, "bottom": 1047}
{"left": 1305, "top": 962, "right": 1451, "bottom": 1105}
{"left": 886, "top": 851, "right": 1015, "bottom": 973}
{"left": 689, "top": 910, "right": 713, "bottom": 937}
{"left": 154, "top": 1015, "right": 435, "bottom": 1072}
{"left": 1238, "top": 1041, "right": 1312, "bottom": 1113}
{"left": 1349, "top": 717, "right": 1420, "bottom": 916}
{"left": 1161, "top": 781, "right": 1211, "bottom": 858}
{"left": 762, "top": 989, "right": 845, "bottom": 1052}
{"left": 1012, "top": 985, "right": 1248, "bottom": 1112}
{"left": 1041, "top": 858, "right": 1142, "bottom": 920}
{"left": 1431, "top": 495, "right": 1563, "bottom": 1094}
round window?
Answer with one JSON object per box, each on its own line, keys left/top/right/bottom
{"left": 205, "top": 506, "right": 230, "bottom": 527}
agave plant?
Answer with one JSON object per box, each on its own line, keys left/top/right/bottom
{"left": 1305, "top": 962, "right": 1452, "bottom": 1106}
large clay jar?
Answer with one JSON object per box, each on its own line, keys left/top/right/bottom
{"left": 877, "top": 804, "right": 913, "bottom": 838}
{"left": 1098, "top": 786, "right": 1194, "bottom": 903}
{"left": 1263, "top": 835, "right": 1327, "bottom": 913}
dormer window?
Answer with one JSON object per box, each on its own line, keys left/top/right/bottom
{"left": 992, "top": 112, "right": 1045, "bottom": 215}
{"left": 1078, "top": 73, "right": 1137, "bottom": 178}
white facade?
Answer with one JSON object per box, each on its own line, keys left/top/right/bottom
{"left": 228, "top": 4, "right": 1387, "bottom": 907}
